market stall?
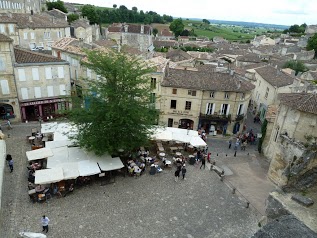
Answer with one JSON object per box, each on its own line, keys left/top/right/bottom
{"left": 35, "top": 168, "right": 64, "bottom": 185}
{"left": 26, "top": 148, "right": 54, "bottom": 162}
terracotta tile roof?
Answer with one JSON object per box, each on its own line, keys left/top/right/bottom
{"left": 309, "top": 71, "right": 317, "bottom": 80}
{"left": 0, "top": 33, "right": 13, "bottom": 42}
{"left": 243, "top": 62, "right": 267, "bottom": 70}
{"left": 44, "top": 9, "right": 67, "bottom": 19}
{"left": 108, "top": 26, "right": 122, "bottom": 32}
{"left": 153, "top": 40, "right": 178, "bottom": 48}
{"left": 14, "top": 47, "right": 66, "bottom": 64}
{"left": 279, "top": 93, "right": 317, "bottom": 115}
{"left": 236, "top": 54, "right": 262, "bottom": 63}
{"left": 255, "top": 65, "right": 294, "bottom": 87}
{"left": 160, "top": 29, "right": 173, "bottom": 37}
{"left": 93, "top": 39, "right": 117, "bottom": 48}
{"left": 162, "top": 68, "right": 255, "bottom": 92}
{"left": 0, "top": 13, "right": 69, "bottom": 28}
{"left": 166, "top": 49, "right": 192, "bottom": 62}
{"left": 52, "top": 37, "right": 77, "bottom": 50}
{"left": 107, "top": 24, "right": 151, "bottom": 34}
{"left": 71, "top": 18, "right": 90, "bottom": 28}
{"left": 148, "top": 56, "right": 169, "bottom": 72}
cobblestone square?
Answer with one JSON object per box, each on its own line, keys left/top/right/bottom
{"left": 0, "top": 121, "right": 271, "bottom": 238}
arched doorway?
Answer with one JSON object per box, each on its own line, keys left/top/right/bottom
{"left": 179, "top": 119, "right": 194, "bottom": 129}
{"left": 0, "top": 104, "right": 14, "bottom": 119}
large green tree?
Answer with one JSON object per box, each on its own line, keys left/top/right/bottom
{"left": 81, "top": 4, "right": 99, "bottom": 24}
{"left": 169, "top": 18, "right": 185, "bottom": 37}
{"left": 283, "top": 60, "right": 308, "bottom": 75}
{"left": 307, "top": 33, "right": 317, "bottom": 58}
{"left": 46, "top": 0, "right": 68, "bottom": 13}
{"left": 67, "top": 50, "right": 158, "bottom": 155}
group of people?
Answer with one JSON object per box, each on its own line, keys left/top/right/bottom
{"left": 127, "top": 159, "right": 146, "bottom": 177}
{"left": 174, "top": 161, "right": 186, "bottom": 182}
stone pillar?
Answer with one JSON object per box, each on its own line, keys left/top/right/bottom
{"left": 21, "top": 106, "right": 26, "bottom": 120}
{"left": 39, "top": 104, "right": 43, "bottom": 117}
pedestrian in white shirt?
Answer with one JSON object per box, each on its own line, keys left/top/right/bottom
{"left": 41, "top": 215, "right": 50, "bottom": 233}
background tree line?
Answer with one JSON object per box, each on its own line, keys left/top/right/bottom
{"left": 81, "top": 4, "right": 174, "bottom": 25}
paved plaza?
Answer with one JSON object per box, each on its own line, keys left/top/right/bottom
{"left": 0, "top": 116, "right": 275, "bottom": 238}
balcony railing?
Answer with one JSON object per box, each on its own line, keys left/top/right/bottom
{"left": 235, "top": 113, "right": 245, "bottom": 121}
{"left": 200, "top": 113, "right": 231, "bottom": 121}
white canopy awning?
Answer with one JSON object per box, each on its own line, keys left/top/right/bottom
{"left": 26, "top": 148, "right": 54, "bottom": 161}
{"left": 45, "top": 140, "right": 73, "bottom": 149}
{"left": 189, "top": 136, "right": 207, "bottom": 147}
{"left": 41, "top": 122, "right": 58, "bottom": 134}
{"left": 35, "top": 168, "right": 64, "bottom": 184}
{"left": 96, "top": 157, "right": 124, "bottom": 171}
{"left": 55, "top": 162, "right": 80, "bottom": 180}
{"left": 78, "top": 160, "right": 101, "bottom": 176}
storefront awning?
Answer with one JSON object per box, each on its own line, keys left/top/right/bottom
{"left": 26, "top": 148, "right": 54, "bottom": 161}
{"left": 35, "top": 168, "right": 64, "bottom": 185}
{"left": 78, "top": 160, "right": 101, "bottom": 176}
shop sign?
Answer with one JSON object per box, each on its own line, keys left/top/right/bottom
{"left": 20, "top": 98, "right": 64, "bottom": 106}
{"left": 0, "top": 99, "right": 10, "bottom": 102}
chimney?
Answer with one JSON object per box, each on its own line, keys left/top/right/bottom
{"left": 52, "top": 17, "right": 55, "bottom": 24}
{"left": 140, "top": 24, "right": 144, "bottom": 34}
{"left": 29, "top": 15, "right": 33, "bottom": 22}
{"left": 124, "top": 24, "right": 128, "bottom": 33}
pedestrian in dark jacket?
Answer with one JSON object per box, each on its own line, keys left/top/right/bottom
{"left": 200, "top": 157, "right": 206, "bottom": 169}
{"left": 8, "top": 158, "right": 13, "bottom": 172}
{"left": 174, "top": 169, "right": 180, "bottom": 182}
{"left": 181, "top": 165, "right": 187, "bottom": 179}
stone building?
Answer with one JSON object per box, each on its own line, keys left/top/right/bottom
{"left": 70, "top": 17, "right": 100, "bottom": 44}
{"left": 264, "top": 93, "right": 317, "bottom": 187}
{"left": 305, "top": 25, "right": 317, "bottom": 34}
{"left": 159, "top": 68, "right": 254, "bottom": 134}
{"left": 251, "top": 35, "right": 275, "bottom": 47}
{"left": 14, "top": 47, "right": 71, "bottom": 121}
{"left": 0, "top": 12, "right": 70, "bottom": 50}
{"left": 0, "top": 34, "right": 20, "bottom": 121}
{"left": 252, "top": 65, "right": 295, "bottom": 121}
{"left": 105, "top": 23, "right": 152, "bottom": 52}
{"left": 0, "top": 0, "right": 41, "bottom": 14}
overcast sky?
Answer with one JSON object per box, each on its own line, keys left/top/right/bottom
{"left": 66, "top": 0, "right": 317, "bottom": 26}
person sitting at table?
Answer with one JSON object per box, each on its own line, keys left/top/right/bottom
{"left": 63, "top": 184, "right": 74, "bottom": 197}
{"left": 139, "top": 162, "right": 146, "bottom": 172}
{"left": 155, "top": 164, "right": 163, "bottom": 173}
{"left": 162, "top": 157, "right": 167, "bottom": 166}
{"left": 128, "top": 166, "right": 135, "bottom": 176}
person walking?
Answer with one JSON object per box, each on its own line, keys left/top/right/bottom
{"left": 181, "top": 165, "right": 187, "bottom": 180}
{"left": 200, "top": 156, "right": 206, "bottom": 169}
{"left": 228, "top": 139, "right": 232, "bottom": 149}
{"left": 6, "top": 119, "right": 12, "bottom": 129}
{"left": 234, "top": 144, "right": 238, "bottom": 157}
{"left": 8, "top": 158, "right": 13, "bottom": 172}
{"left": 41, "top": 215, "right": 50, "bottom": 233}
{"left": 174, "top": 169, "right": 180, "bottom": 182}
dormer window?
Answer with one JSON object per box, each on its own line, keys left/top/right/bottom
{"left": 224, "top": 92, "right": 229, "bottom": 99}
{"left": 210, "top": 91, "right": 215, "bottom": 98}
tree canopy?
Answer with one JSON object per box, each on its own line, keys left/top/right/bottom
{"left": 46, "top": 0, "right": 68, "bottom": 13}
{"left": 81, "top": 5, "right": 99, "bottom": 24}
{"left": 307, "top": 33, "right": 317, "bottom": 58}
{"left": 283, "top": 23, "right": 307, "bottom": 34}
{"left": 81, "top": 4, "right": 173, "bottom": 25}
{"left": 67, "top": 50, "right": 159, "bottom": 155}
{"left": 202, "top": 19, "right": 210, "bottom": 24}
{"left": 283, "top": 60, "right": 308, "bottom": 75}
{"left": 169, "top": 18, "right": 185, "bottom": 37}
{"left": 67, "top": 13, "right": 79, "bottom": 23}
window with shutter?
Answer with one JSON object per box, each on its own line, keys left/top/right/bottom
{"left": 47, "top": 86, "right": 54, "bottom": 97}
{"left": 34, "top": 87, "right": 41, "bottom": 98}
{"left": 0, "top": 79, "right": 10, "bottom": 94}
{"left": 32, "top": 68, "right": 39, "bottom": 81}
{"left": 59, "top": 84, "right": 66, "bottom": 95}
{"left": 58, "top": 67, "right": 64, "bottom": 78}
{"left": 21, "top": 88, "right": 28, "bottom": 99}
{"left": 45, "top": 67, "right": 52, "bottom": 79}
{"left": 18, "top": 68, "right": 26, "bottom": 81}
